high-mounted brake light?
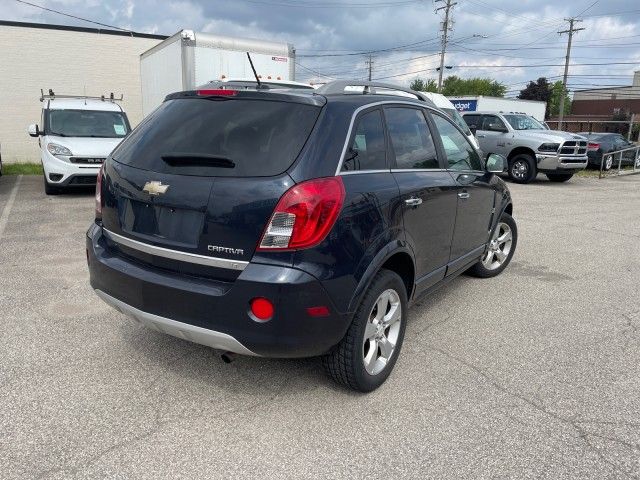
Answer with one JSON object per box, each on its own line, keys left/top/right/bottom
{"left": 196, "top": 89, "right": 238, "bottom": 96}
{"left": 258, "top": 177, "right": 345, "bottom": 251}
{"left": 95, "top": 164, "right": 104, "bottom": 219}
{"left": 587, "top": 142, "right": 600, "bottom": 151}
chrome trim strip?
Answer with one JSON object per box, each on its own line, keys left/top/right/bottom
{"left": 391, "top": 168, "right": 448, "bottom": 173}
{"left": 339, "top": 169, "right": 390, "bottom": 175}
{"left": 334, "top": 100, "right": 443, "bottom": 175}
{"left": 103, "top": 228, "right": 249, "bottom": 271}
{"left": 95, "top": 289, "right": 258, "bottom": 356}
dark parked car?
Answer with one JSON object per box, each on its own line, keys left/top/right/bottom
{"left": 578, "top": 132, "right": 640, "bottom": 170}
{"left": 87, "top": 81, "right": 517, "bottom": 392}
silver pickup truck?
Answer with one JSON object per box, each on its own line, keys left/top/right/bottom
{"left": 462, "top": 111, "right": 588, "bottom": 183}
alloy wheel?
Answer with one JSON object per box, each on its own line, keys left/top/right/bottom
{"left": 482, "top": 222, "right": 513, "bottom": 270}
{"left": 362, "top": 289, "right": 402, "bottom": 376}
{"left": 511, "top": 160, "right": 528, "bottom": 180}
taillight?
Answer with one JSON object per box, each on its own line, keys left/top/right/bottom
{"left": 588, "top": 142, "right": 600, "bottom": 151}
{"left": 196, "top": 89, "right": 237, "bottom": 96}
{"left": 258, "top": 177, "right": 345, "bottom": 251}
{"left": 95, "top": 164, "right": 103, "bottom": 219}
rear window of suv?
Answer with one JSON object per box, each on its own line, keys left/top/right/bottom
{"left": 111, "top": 98, "right": 321, "bottom": 177}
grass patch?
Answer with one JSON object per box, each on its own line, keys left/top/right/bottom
{"left": 3, "top": 163, "right": 43, "bottom": 175}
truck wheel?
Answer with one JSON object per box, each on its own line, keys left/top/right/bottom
{"left": 43, "top": 176, "right": 59, "bottom": 195}
{"left": 467, "top": 212, "right": 517, "bottom": 278}
{"left": 322, "top": 269, "right": 407, "bottom": 392}
{"left": 508, "top": 154, "right": 536, "bottom": 184}
{"left": 546, "top": 173, "right": 573, "bottom": 183}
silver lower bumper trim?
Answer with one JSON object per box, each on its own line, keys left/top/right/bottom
{"left": 95, "top": 289, "right": 258, "bottom": 356}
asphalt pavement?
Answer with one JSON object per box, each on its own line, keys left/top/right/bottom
{"left": 1, "top": 173, "right": 639, "bottom": 479}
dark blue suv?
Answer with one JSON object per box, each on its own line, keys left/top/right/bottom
{"left": 87, "top": 81, "right": 516, "bottom": 391}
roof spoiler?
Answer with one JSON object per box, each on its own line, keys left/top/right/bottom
{"left": 40, "top": 89, "right": 124, "bottom": 102}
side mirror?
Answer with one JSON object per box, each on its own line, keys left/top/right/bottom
{"left": 486, "top": 153, "right": 506, "bottom": 173}
{"left": 469, "top": 125, "right": 478, "bottom": 136}
{"left": 27, "top": 124, "right": 40, "bottom": 137}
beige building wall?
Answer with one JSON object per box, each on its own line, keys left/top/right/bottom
{"left": 0, "top": 23, "right": 164, "bottom": 163}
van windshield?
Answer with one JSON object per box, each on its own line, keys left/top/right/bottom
{"left": 111, "top": 98, "right": 321, "bottom": 177}
{"left": 441, "top": 108, "right": 472, "bottom": 135}
{"left": 48, "top": 109, "right": 130, "bottom": 138}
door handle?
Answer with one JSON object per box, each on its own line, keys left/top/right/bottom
{"left": 404, "top": 197, "right": 423, "bottom": 207}
{"left": 458, "top": 192, "right": 470, "bottom": 199}
{"left": 477, "top": 134, "right": 486, "bottom": 138}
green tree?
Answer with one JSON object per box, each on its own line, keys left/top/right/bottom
{"left": 518, "top": 77, "right": 553, "bottom": 118}
{"left": 410, "top": 78, "right": 438, "bottom": 92}
{"left": 440, "top": 76, "right": 506, "bottom": 97}
{"left": 548, "top": 80, "right": 571, "bottom": 117}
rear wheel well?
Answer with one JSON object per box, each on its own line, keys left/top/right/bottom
{"left": 507, "top": 147, "right": 536, "bottom": 162}
{"left": 381, "top": 253, "right": 415, "bottom": 299}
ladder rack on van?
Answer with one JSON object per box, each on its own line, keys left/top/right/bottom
{"left": 40, "top": 89, "right": 124, "bottom": 102}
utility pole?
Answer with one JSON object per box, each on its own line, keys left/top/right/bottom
{"left": 557, "top": 18, "right": 584, "bottom": 129}
{"left": 366, "top": 54, "right": 374, "bottom": 81}
{"left": 436, "top": 0, "right": 455, "bottom": 92}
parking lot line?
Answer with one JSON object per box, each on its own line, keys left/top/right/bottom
{"left": 0, "top": 174, "right": 22, "bottom": 239}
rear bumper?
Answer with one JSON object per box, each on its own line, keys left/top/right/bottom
{"left": 536, "top": 153, "right": 588, "bottom": 172}
{"left": 87, "top": 224, "right": 351, "bottom": 358}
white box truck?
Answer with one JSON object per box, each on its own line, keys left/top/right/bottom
{"left": 140, "top": 30, "right": 296, "bottom": 116}
{"left": 447, "top": 96, "right": 547, "bottom": 121}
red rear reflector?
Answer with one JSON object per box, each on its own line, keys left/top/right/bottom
{"left": 588, "top": 142, "right": 600, "bottom": 151}
{"left": 306, "top": 306, "right": 330, "bottom": 317}
{"left": 250, "top": 297, "right": 274, "bottom": 322}
{"left": 258, "top": 177, "right": 345, "bottom": 251}
{"left": 196, "top": 89, "right": 237, "bottom": 96}
{"left": 95, "top": 164, "right": 103, "bottom": 219}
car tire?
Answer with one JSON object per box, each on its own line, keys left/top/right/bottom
{"left": 603, "top": 155, "right": 613, "bottom": 171}
{"left": 467, "top": 212, "right": 517, "bottom": 278}
{"left": 322, "top": 269, "right": 407, "bottom": 392}
{"left": 508, "top": 154, "right": 536, "bottom": 184}
{"left": 546, "top": 173, "right": 573, "bottom": 182}
{"left": 43, "top": 176, "right": 59, "bottom": 195}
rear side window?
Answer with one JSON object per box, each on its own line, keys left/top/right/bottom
{"left": 342, "top": 110, "right": 387, "bottom": 172}
{"left": 463, "top": 114, "right": 481, "bottom": 129}
{"left": 431, "top": 114, "right": 483, "bottom": 171}
{"left": 111, "top": 98, "right": 320, "bottom": 177}
{"left": 385, "top": 107, "right": 438, "bottom": 170}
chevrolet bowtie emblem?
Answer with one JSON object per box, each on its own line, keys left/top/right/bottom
{"left": 143, "top": 181, "right": 169, "bottom": 196}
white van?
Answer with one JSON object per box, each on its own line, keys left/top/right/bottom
{"left": 28, "top": 93, "right": 130, "bottom": 195}
{"left": 417, "top": 92, "right": 480, "bottom": 150}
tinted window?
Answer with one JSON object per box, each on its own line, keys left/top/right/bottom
{"left": 385, "top": 108, "right": 438, "bottom": 170}
{"left": 112, "top": 98, "right": 320, "bottom": 177}
{"left": 432, "top": 114, "right": 483, "bottom": 171}
{"left": 442, "top": 108, "right": 472, "bottom": 135}
{"left": 462, "top": 114, "right": 481, "bottom": 129}
{"left": 47, "top": 110, "right": 129, "bottom": 138}
{"left": 342, "top": 110, "right": 386, "bottom": 172}
{"left": 481, "top": 115, "right": 506, "bottom": 131}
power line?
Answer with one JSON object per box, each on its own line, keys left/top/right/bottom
{"left": 240, "top": 0, "right": 422, "bottom": 8}
{"left": 14, "top": 0, "right": 133, "bottom": 32}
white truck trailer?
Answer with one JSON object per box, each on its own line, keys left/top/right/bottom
{"left": 140, "top": 30, "right": 296, "bottom": 116}
{"left": 447, "top": 96, "right": 547, "bottom": 121}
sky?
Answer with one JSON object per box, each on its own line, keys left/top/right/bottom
{"left": 4, "top": 0, "right": 640, "bottom": 97}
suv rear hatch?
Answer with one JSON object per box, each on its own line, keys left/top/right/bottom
{"left": 100, "top": 90, "right": 324, "bottom": 280}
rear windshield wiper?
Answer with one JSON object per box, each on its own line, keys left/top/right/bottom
{"left": 161, "top": 153, "right": 236, "bottom": 168}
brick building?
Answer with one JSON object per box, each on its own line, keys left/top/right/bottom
{"left": 0, "top": 21, "right": 166, "bottom": 163}
{"left": 571, "top": 71, "right": 640, "bottom": 117}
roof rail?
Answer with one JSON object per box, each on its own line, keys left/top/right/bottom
{"left": 40, "top": 89, "right": 124, "bottom": 102}
{"left": 316, "top": 80, "right": 434, "bottom": 104}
